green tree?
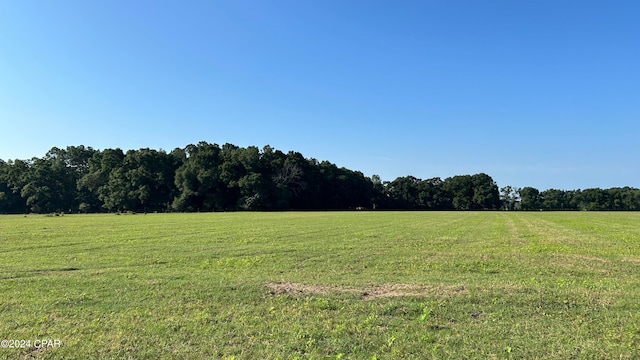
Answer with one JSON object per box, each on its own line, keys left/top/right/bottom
{"left": 0, "top": 160, "right": 27, "bottom": 213}
{"left": 384, "top": 176, "right": 422, "bottom": 209}
{"left": 172, "top": 142, "right": 224, "bottom": 211}
{"left": 417, "top": 177, "right": 446, "bottom": 210}
{"left": 443, "top": 175, "right": 473, "bottom": 210}
{"left": 78, "top": 148, "right": 126, "bottom": 211}
{"left": 519, "top": 187, "right": 541, "bottom": 210}
{"left": 578, "top": 188, "right": 611, "bottom": 211}
{"left": 17, "top": 146, "right": 95, "bottom": 213}
{"left": 607, "top": 187, "right": 640, "bottom": 210}
{"left": 274, "top": 152, "right": 308, "bottom": 208}
{"left": 500, "top": 186, "right": 520, "bottom": 210}
{"left": 541, "top": 189, "right": 566, "bottom": 210}
{"left": 470, "top": 173, "right": 501, "bottom": 209}
{"left": 370, "top": 174, "right": 384, "bottom": 209}
{"left": 94, "top": 148, "right": 177, "bottom": 212}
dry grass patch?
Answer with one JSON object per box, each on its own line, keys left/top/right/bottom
{"left": 564, "top": 254, "right": 608, "bottom": 263}
{"left": 549, "top": 253, "right": 610, "bottom": 272}
{"left": 266, "top": 282, "right": 467, "bottom": 300}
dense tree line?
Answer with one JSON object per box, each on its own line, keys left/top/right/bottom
{"left": 0, "top": 143, "right": 376, "bottom": 213}
{"left": 0, "top": 142, "right": 638, "bottom": 213}
{"left": 508, "top": 186, "right": 640, "bottom": 211}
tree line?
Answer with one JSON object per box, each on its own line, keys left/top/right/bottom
{"left": 503, "top": 186, "right": 640, "bottom": 211}
{"left": 0, "top": 143, "right": 638, "bottom": 213}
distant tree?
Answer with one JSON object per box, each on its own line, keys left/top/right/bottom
{"left": 370, "top": 174, "right": 384, "bottom": 209}
{"left": 578, "top": 188, "right": 611, "bottom": 211}
{"left": 16, "top": 146, "right": 96, "bottom": 213}
{"left": 443, "top": 175, "right": 473, "bottom": 210}
{"left": 384, "top": 176, "right": 422, "bottom": 209}
{"left": 519, "top": 187, "right": 541, "bottom": 210}
{"left": 93, "top": 148, "right": 177, "bottom": 212}
{"left": 236, "top": 146, "right": 267, "bottom": 210}
{"left": 172, "top": 142, "right": 224, "bottom": 211}
{"left": 0, "top": 161, "right": 8, "bottom": 211}
{"left": 470, "top": 173, "right": 501, "bottom": 209}
{"left": 310, "top": 160, "right": 373, "bottom": 209}
{"left": 540, "top": 189, "right": 568, "bottom": 210}
{"left": 334, "top": 168, "right": 374, "bottom": 209}
{"left": 274, "top": 153, "right": 307, "bottom": 203}
{"left": 78, "top": 148, "right": 125, "bottom": 211}
{"left": 500, "top": 186, "right": 520, "bottom": 210}
{"left": 1, "top": 159, "right": 30, "bottom": 213}
{"left": 418, "top": 177, "right": 446, "bottom": 210}
{"left": 66, "top": 145, "right": 100, "bottom": 211}
{"left": 607, "top": 187, "right": 640, "bottom": 211}
{"left": 258, "top": 145, "right": 291, "bottom": 209}
{"left": 0, "top": 160, "right": 27, "bottom": 213}
{"left": 217, "top": 143, "right": 246, "bottom": 209}
{"left": 623, "top": 188, "right": 640, "bottom": 210}
{"left": 7, "top": 140, "right": 640, "bottom": 213}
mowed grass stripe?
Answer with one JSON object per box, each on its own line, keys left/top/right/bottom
{"left": 0, "top": 212, "right": 639, "bottom": 359}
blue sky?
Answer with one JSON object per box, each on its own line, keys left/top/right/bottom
{"left": 1, "top": 1, "right": 638, "bottom": 190}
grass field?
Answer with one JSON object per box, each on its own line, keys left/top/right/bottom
{"left": 1, "top": 212, "right": 639, "bottom": 359}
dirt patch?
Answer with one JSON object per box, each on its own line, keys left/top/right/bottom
{"left": 360, "top": 283, "right": 467, "bottom": 300}
{"left": 266, "top": 282, "right": 467, "bottom": 300}
{"left": 266, "top": 282, "right": 355, "bottom": 296}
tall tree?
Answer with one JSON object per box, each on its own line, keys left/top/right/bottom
{"left": 500, "top": 186, "right": 520, "bottom": 210}
{"left": 369, "top": 174, "right": 384, "bottom": 209}
{"left": 578, "top": 188, "right": 611, "bottom": 211}
{"left": 418, "top": 177, "right": 447, "bottom": 210}
{"left": 541, "top": 189, "right": 567, "bottom": 210}
{"left": 384, "top": 176, "right": 422, "bottom": 209}
{"left": 443, "top": 175, "right": 473, "bottom": 210}
{"left": 470, "top": 173, "right": 501, "bottom": 209}
{"left": 92, "top": 148, "right": 178, "bottom": 212}
{"left": 172, "top": 142, "right": 224, "bottom": 211}
{"left": 17, "top": 146, "right": 95, "bottom": 213}
{"left": 519, "top": 187, "right": 541, "bottom": 210}
{"left": 0, "top": 160, "right": 27, "bottom": 213}
{"left": 78, "top": 148, "right": 125, "bottom": 212}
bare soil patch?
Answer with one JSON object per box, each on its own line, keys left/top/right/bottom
{"left": 266, "top": 282, "right": 467, "bottom": 300}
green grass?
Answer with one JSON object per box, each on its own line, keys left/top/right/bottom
{"left": 1, "top": 212, "right": 639, "bottom": 359}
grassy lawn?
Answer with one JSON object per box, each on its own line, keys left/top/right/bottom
{"left": 1, "top": 211, "right": 639, "bottom": 359}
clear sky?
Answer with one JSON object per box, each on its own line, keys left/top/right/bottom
{"left": 1, "top": 1, "right": 638, "bottom": 190}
